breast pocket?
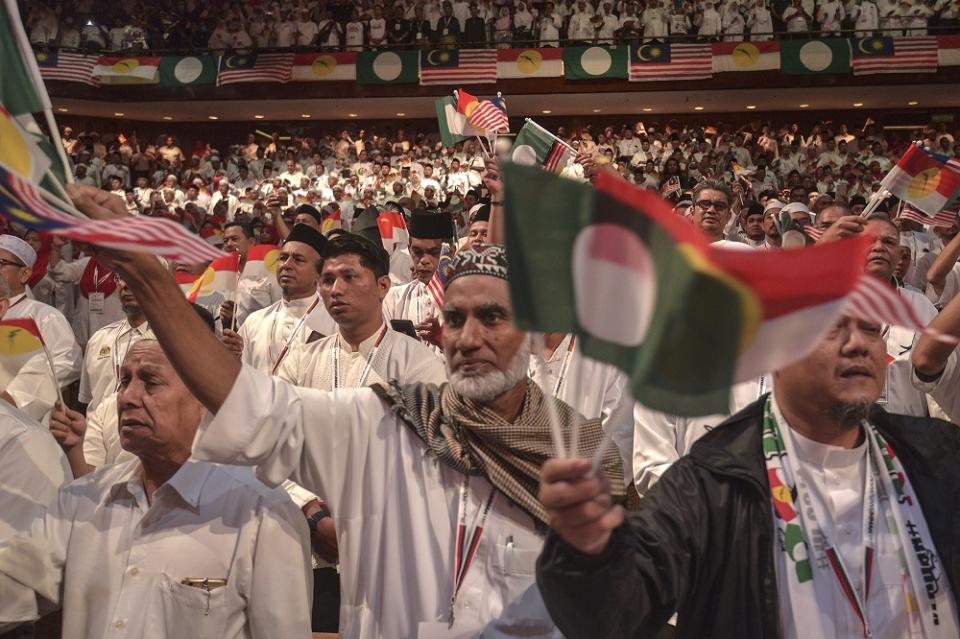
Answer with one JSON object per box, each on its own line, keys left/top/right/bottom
{"left": 155, "top": 574, "right": 229, "bottom": 639}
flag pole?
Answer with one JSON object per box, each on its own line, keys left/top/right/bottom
{"left": 565, "top": 336, "right": 582, "bottom": 458}
{"left": 41, "top": 108, "right": 74, "bottom": 185}
{"left": 859, "top": 189, "right": 888, "bottom": 218}
{"left": 36, "top": 332, "right": 65, "bottom": 409}
{"left": 531, "top": 333, "right": 567, "bottom": 458}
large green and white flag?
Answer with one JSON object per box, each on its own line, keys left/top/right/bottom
{"left": 500, "top": 163, "right": 917, "bottom": 416}
{"left": 563, "top": 46, "right": 628, "bottom": 79}
{"left": 510, "top": 121, "right": 573, "bottom": 173}
{"left": 357, "top": 51, "right": 418, "bottom": 85}
{"left": 434, "top": 96, "right": 482, "bottom": 147}
{"left": 159, "top": 55, "right": 218, "bottom": 86}
{"left": 780, "top": 39, "right": 850, "bottom": 74}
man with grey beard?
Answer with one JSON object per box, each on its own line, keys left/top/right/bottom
{"left": 63, "top": 182, "right": 625, "bottom": 639}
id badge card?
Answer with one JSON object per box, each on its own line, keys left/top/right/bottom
{"left": 443, "top": 28, "right": 449, "bottom": 34}
{"left": 89, "top": 292, "right": 106, "bottom": 314}
{"left": 418, "top": 622, "right": 481, "bottom": 638}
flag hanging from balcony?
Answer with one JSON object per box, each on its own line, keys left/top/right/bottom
{"left": 851, "top": 36, "right": 938, "bottom": 75}
{"left": 217, "top": 53, "right": 294, "bottom": 86}
{"left": 629, "top": 43, "right": 712, "bottom": 81}
{"left": 420, "top": 49, "right": 497, "bottom": 85}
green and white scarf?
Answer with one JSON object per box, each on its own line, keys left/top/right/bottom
{"left": 763, "top": 396, "right": 958, "bottom": 638}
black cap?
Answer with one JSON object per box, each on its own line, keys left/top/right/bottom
{"left": 409, "top": 208, "right": 454, "bottom": 240}
{"left": 352, "top": 206, "right": 384, "bottom": 250}
{"left": 284, "top": 223, "right": 327, "bottom": 255}
{"left": 294, "top": 203, "right": 323, "bottom": 225}
{"left": 469, "top": 204, "right": 490, "bottom": 223}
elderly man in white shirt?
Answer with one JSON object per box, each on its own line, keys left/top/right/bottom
{"left": 65, "top": 185, "right": 623, "bottom": 639}
{"left": 0, "top": 236, "right": 81, "bottom": 422}
{"left": 0, "top": 315, "right": 312, "bottom": 637}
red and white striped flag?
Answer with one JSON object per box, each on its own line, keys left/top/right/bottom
{"left": 35, "top": 50, "right": 99, "bottom": 86}
{"left": 217, "top": 53, "right": 294, "bottom": 86}
{"left": 420, "top": 49, "right": 497, "bottom": 85}
{"left": 846, "top": 275, "right": 958, "bottom": 345}
{"left": 427, "top": 244, "right": 453, "bottom": 308}
{"left": 629, "top": 43, "right": 712, "bottom": 82}
{"left": 851, "top": 36, "right": 938, "bottom": 75}
{"left": 932, "top": 209, "right": 959, "bottom": 228}
{"left": 467, "top": 97, "right": 509, "bottom": 133}
{"left": 898, "top": 206, "right": 930, "bottom": 226}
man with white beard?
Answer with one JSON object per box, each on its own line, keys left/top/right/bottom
{"left": 61, "top": 184, "right": 626, "bottom": 639}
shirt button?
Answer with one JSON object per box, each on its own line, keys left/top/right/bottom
{"left": 128, "top": 566, "right": 139, "bottom": 576}
{"left": 114, "top": 619, "right": 126, "bottom": 629}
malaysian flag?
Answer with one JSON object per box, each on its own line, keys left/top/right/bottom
{"left": 0, "top": 163, "right": 223, "bottom": 263}
{"left": 35, "top": 50, "right": 99, "bottom": 86}
{"left": 427, "top": 244, "right": 454, "bottom": 308}
{"left": 468, "top": 95, "right": 509, "bottom": 133}
{"left": 420, "top": 49, "right": 497, "bottom": 85}
{"left": 629, "top": 43, "right": 712, "bottom": 82}
{"left": 900, "top": 205, "right": 958, "bottom": 229}
{"left": 217, "top": 53, "right": 294, "bottom": 86}
{"left": 851, "top": 36, "right": 938, "bottom": 75}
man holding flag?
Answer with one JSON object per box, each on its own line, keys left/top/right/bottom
{"left": 0, "top": 235, "right": 80, "bottom": 422}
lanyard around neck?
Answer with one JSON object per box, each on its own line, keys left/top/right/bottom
{"left": 332, "top": 323, "right": 388, "bottom": 389}
{"left": 551, "top": 335, "right": 577, "bottom": 397}
{"left": 448, "top": 476, "right": 496, "bottom": 628}
{"left": 269, "top": 297, "right": 320, "bottom": 375}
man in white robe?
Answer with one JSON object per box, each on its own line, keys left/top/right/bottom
{"left": 220, "top": 221, "right": 283, "bottom": 327}
{"left": 223, "top": 225, "right": 336, "bottom": 372}
{"left": 0, "top": 236, "right": 81, "bottom": 422}
{"left": 66, "top": 184, "right": 623, "bottom": 639}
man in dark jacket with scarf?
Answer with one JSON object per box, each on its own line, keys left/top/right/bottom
{"left": 537, "top": 314, "right": 960, "bottom": 639}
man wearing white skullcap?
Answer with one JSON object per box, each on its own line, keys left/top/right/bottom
{"left": 0, "top": 235, "right": 81, "bottom": 422}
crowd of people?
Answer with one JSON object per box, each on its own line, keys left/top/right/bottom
{"left": 22, "top": 0, "right": 960, "bottom": 52}
{"left": 0, "top": 106, "right": 958, "bottom": 638}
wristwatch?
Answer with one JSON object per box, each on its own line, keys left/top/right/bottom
{"left": 306, "top": 505, "right": 331, "bottom": 531}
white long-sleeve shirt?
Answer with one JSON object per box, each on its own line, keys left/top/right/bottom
{"left": 237, "top": 293, "right": 336, "bottom": 373}
{"left": 79, "top": 318, "right": 154, "bottom": 412}
{"left": 193, "top": 365, "right": 563, "bottom": 639}
{"left": 0, "top": 458, "right": 312, "bottom": 638}
{"left": 1, "top": 294, "right": 82, "bottom": 421}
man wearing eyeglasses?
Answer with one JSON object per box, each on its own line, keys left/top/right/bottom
{"left": 690, "top": 182, "right": 752, "bottom": 250}
{"left": 0, "top": 236, "right": 81, "bottom": 423}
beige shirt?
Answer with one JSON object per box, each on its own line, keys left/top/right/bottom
{"left": 0, "top": 459, "right": 312, "bottom": 638}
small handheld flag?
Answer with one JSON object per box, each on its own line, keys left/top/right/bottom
{"left": 0, "top": 317, "right": 63, "bottom": 407}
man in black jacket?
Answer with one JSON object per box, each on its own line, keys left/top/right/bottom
{"left": 537, "top": 315, "right": 960, "bottom": 638}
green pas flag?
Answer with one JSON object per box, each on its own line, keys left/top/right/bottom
{"left": 780, "top": 39, "right": 850, "bottom": 74}
{"left": 502, "top": 162, "right": 876, "bottom": 416}
{"left": 357, "top": 50, "right": 418, "bottom": 85}
{"left": 511, "top": 121, "right": 573, "bottom": 173}
{"left": 434, "top": 96, "right": 482, "bottom": 147}
{"left": 563, "top": 46, "right": 628, "bottom": 80}
{"left": 0, "top": 0, "right": 50, "bottom": 115}
{"left": 159, "top": 55, "right": 217, "bottom": 86}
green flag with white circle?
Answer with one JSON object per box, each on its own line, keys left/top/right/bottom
{"left": 780, "top": 39, "right": 850, "bottom": 75}
{"left": 159, "top": 55, "right": 218, "bottom": 86}
{"left": 563, "top": 46, "right": 628, "bottom": 80}
{"left": 357, "top": 51, "right": 418, "bottom": 85}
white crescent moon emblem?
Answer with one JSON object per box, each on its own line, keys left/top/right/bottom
{"left": 637, "top": 44, "right": 654, "bottom": 62}
{"left": 225, "top": 56, "right": 238, "bottom": 69}
{"left": 427, "top": 50, "right": 441, "bottom": 65}
{"left": 857, "top": 38, "right": 872, "bottom": 55}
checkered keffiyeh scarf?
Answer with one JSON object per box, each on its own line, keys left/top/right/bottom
{"left": 373, "top": 379, "right": 625, "bottom": 527}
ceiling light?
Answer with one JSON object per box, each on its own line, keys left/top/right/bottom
{"left": 852, "top": 102, "right": 863, "bottom": 107}
{"left": 642, "top": 107, "right": 653, "bottom": 112}
{"left": 396, "top": 112, "right": 406, "bottom": 116}
{"left": 56, "top": 107, "right": 68, "bottom": 113}
{"left": 592, "top": 108, "right": 601, "bottom": 113}
{"left": 348, "top": 113, "right": 358, "bottom": 117}
{"left": 908, "top": 100, "right": 918, "bottom": 106}
{"left": 694, "top": 106, "right": 704, "bottom": 111}
{"left": 799, "top": 103, "right": 809, "bottom": 108}
{"left": 113, "top": 112, "right": 124, "bottom": 117}
{"left": 162, "top": 116, "right": 173, "bottom": 121}
{"left": 208, "top": 115, "right": 219, "bottom": 120}
{"left": 254, "top": 114, "right": 265, "bottom": 119}
{"left": 301, "top": 114, "right": 311, "bottom": 118}
{"left": 541, "top": 110, "right": 552, "bottom": 114}
{"left": 746, "top": 105, "right": 756, "bottom": 110}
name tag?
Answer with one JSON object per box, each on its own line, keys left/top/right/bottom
{"left": 89, "top": 292, "right": 105, "bottom": 314}
{"left": 443, "top": 28, "right": 449, "bottom": 34}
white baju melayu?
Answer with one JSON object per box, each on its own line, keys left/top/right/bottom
{"left": 278, "top": 324, "right": 447, "bottom": 390}
{"left": 235, "top": 271, "right": 283, "bottom": 328}
{"left": 0, "top": 294, "right": 82, "bottom": 421}
{"left": 79, "top": 319, "right": 154, "bottom": 413}
{"left": 193, "top": 366, "right": 564, "bottom": 639}
{"left": 390, "top": 249, "right": 414, "bottom": 286}
{"left": 383, "top": 280, "right": 440, "bottom": 325}
{"left": 46, "top": 256, "right": 125, "bottom": 347}
{"left": 0, "top": 458, "right": 312, "bottom": 637}
{"left": 528, "top": 335, "right": 636, "bottom": 485}
{"left": 883, "top": 286, "right": 940, "bottom": 417}
{"left": 237, "top": 293, "right": 336, "bottom": 373}
{"left": 632, "top": 376, "right": 770, "bottom": 495}
{"left": 0, "top": 402, "right": 71, "bottom": 543}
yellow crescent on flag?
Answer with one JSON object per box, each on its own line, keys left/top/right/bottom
{"left": 187, "top": 266, "right": 217, "bottom": 299}
{"left": 0, "top": 109, "right": 35, "bottom": 179}
{"left": 263, "top": 248, "right": 281, "bottom": 275}
{"left": 112, "top": 58, "right": 140, "bottom": 74}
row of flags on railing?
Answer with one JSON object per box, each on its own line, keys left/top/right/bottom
{"left": 28, "top": 35, "right": 960, "bottom": 88}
